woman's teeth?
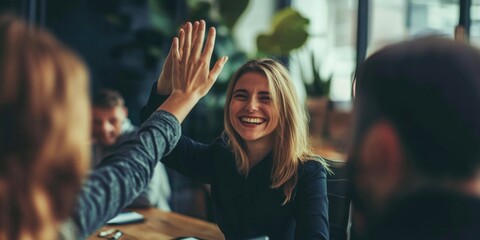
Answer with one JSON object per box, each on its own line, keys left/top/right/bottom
{"left": 240, "top": 117, "right": 264, "bottom": 124}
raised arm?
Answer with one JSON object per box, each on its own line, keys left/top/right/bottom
{"left": 71, "top": 21, "right": 227, "bottom": 238}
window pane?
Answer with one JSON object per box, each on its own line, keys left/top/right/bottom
{"left": 369, "top": 0, "right": 459, "bottom": 54}
{"left": 290, "top": 0, "right": 356, "bottom": 158}
{"left": 290, "top": 0, "right": 357, "bottom": 102}
{"left": 471, "top": 0, "right": 480, "bottom": 47}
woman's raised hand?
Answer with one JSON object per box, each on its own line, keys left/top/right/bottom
{"left": 157, "top": 20, "right": 228, "bottom": 123}
{"left": 157, "top": 22, "right": 188, "bottom": 95}
{"left": 171, "top": 20, "right": 227, "bottom": 100}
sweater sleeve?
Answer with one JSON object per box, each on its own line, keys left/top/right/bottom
{"left": 72, "top": 110, "right": 181, "bottom": 239}
{"left": 293, "top": 160, "right": 330, "bottom": 240}
{"left": 127, "top": 163, "right": 171, "bottom": 210}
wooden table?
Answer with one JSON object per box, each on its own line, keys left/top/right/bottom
{"left": 88, "top": 208, "right": 224, "bottom": 240}
{"left": 310, "top": 136, "right": 347, "bottom": 161}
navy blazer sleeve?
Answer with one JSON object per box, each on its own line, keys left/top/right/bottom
{"left": 140, "top": 82, "right": 167, "bottom": 123}
{"left": 293, "top": 160, "right": 330, "bottom": 240}
{"left": 162, "top": 135, "right": 217, "bottom": 184}
{"left": 140, "top": 82, "right": 216, "bottom": 184}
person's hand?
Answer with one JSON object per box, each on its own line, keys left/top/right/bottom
{"left": 156, "top": 38, "right": 174, "bottom": 95}
{"left": 157, "top": 21, "right": 203, "bottom": 95}
{"left": 157, "top": 22, "right": 186, "bottom": 95}
{"left": 171, "top": 20, "right": 228, "bottom": 100}
{"left": 157, "top": 20, "right": 228, "bottom": 123}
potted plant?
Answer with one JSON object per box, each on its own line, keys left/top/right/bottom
{"left": 302, "top": 53, "right": 332, "bottom": 145}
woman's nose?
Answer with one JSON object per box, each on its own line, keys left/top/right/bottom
{"left": 245, "top": 98, "right": 259, "bottom": 112}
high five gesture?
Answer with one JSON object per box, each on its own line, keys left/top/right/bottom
{"left": 158, "top": 20, "right": 228, "bottom": 122}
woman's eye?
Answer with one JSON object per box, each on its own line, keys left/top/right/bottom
{"left": 260, "top": 96, "right": 271, "bottom": 102}
{"left": 233, "top": 94, "right": 247, "bottom": 100}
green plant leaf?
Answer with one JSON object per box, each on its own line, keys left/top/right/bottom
{"left": 304, "top": 53, "right": 332, "bottom": 97}
{"left": 256, "top": 8, "right": 309, "bottom": 55}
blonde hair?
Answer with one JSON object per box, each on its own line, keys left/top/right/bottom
{"left": 0, "top": 14, "right": 90, "bottom": 239}
{"left": 224, "top": 58, "right": 327, "bottom": 204}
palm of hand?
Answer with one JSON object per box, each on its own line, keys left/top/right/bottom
{"left": 170, "top": 21, "right": 226, "bottom": 99}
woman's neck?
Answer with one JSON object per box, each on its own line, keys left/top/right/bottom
{"left": 245, "top": 138, "right": 273, "bottom": 169}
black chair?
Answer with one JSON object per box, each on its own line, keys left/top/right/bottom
{"left": 326, "top": 159, "right": 351, "bottom": 240}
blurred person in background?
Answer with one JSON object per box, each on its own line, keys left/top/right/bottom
{"left": 349, "top": 37, "right": 480, "bottom": 240}
{"left": 91, "top": 89, "right": 171, "bottom": 210}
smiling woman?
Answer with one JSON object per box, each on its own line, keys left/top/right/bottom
{"left": 228, "top": 72, "right": 278, "bottom": 159}
{"left": 223, "top": 59, "right": 322, "bottom": 204}
{"left": 141, "top": 23, "right": 330, "bottom": 238}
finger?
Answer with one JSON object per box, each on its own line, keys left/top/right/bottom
{"left": 165, "top": 29, "right": 181, "bottom": 58}
{"left": 191, "top": 21, "right": 200, "bottom": 45}
{"left": 201, "top": 27, "right": 216, "bottom": 63}
{"left": 192, "top": 20, "right": 206, "bottom": 60}
{"left": 182, "top": 22, "right": 192, "bottom": 65}
{"left": 172, "top": 37, "right": 180, "bottom": 88}
{"left": 181, "top": 22, "right": 188, "bottom": 31}
{"left": 180, "top": 22, "right": 189, "bottom": 35}
{"left": 178, "top": 29, "right": 185, "bottom": 59}
{"left": 208, "top": 56, "right": 228, "bottom": 83}
{"left": 172, "top": 37, "right": 180, "bottom": 61}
